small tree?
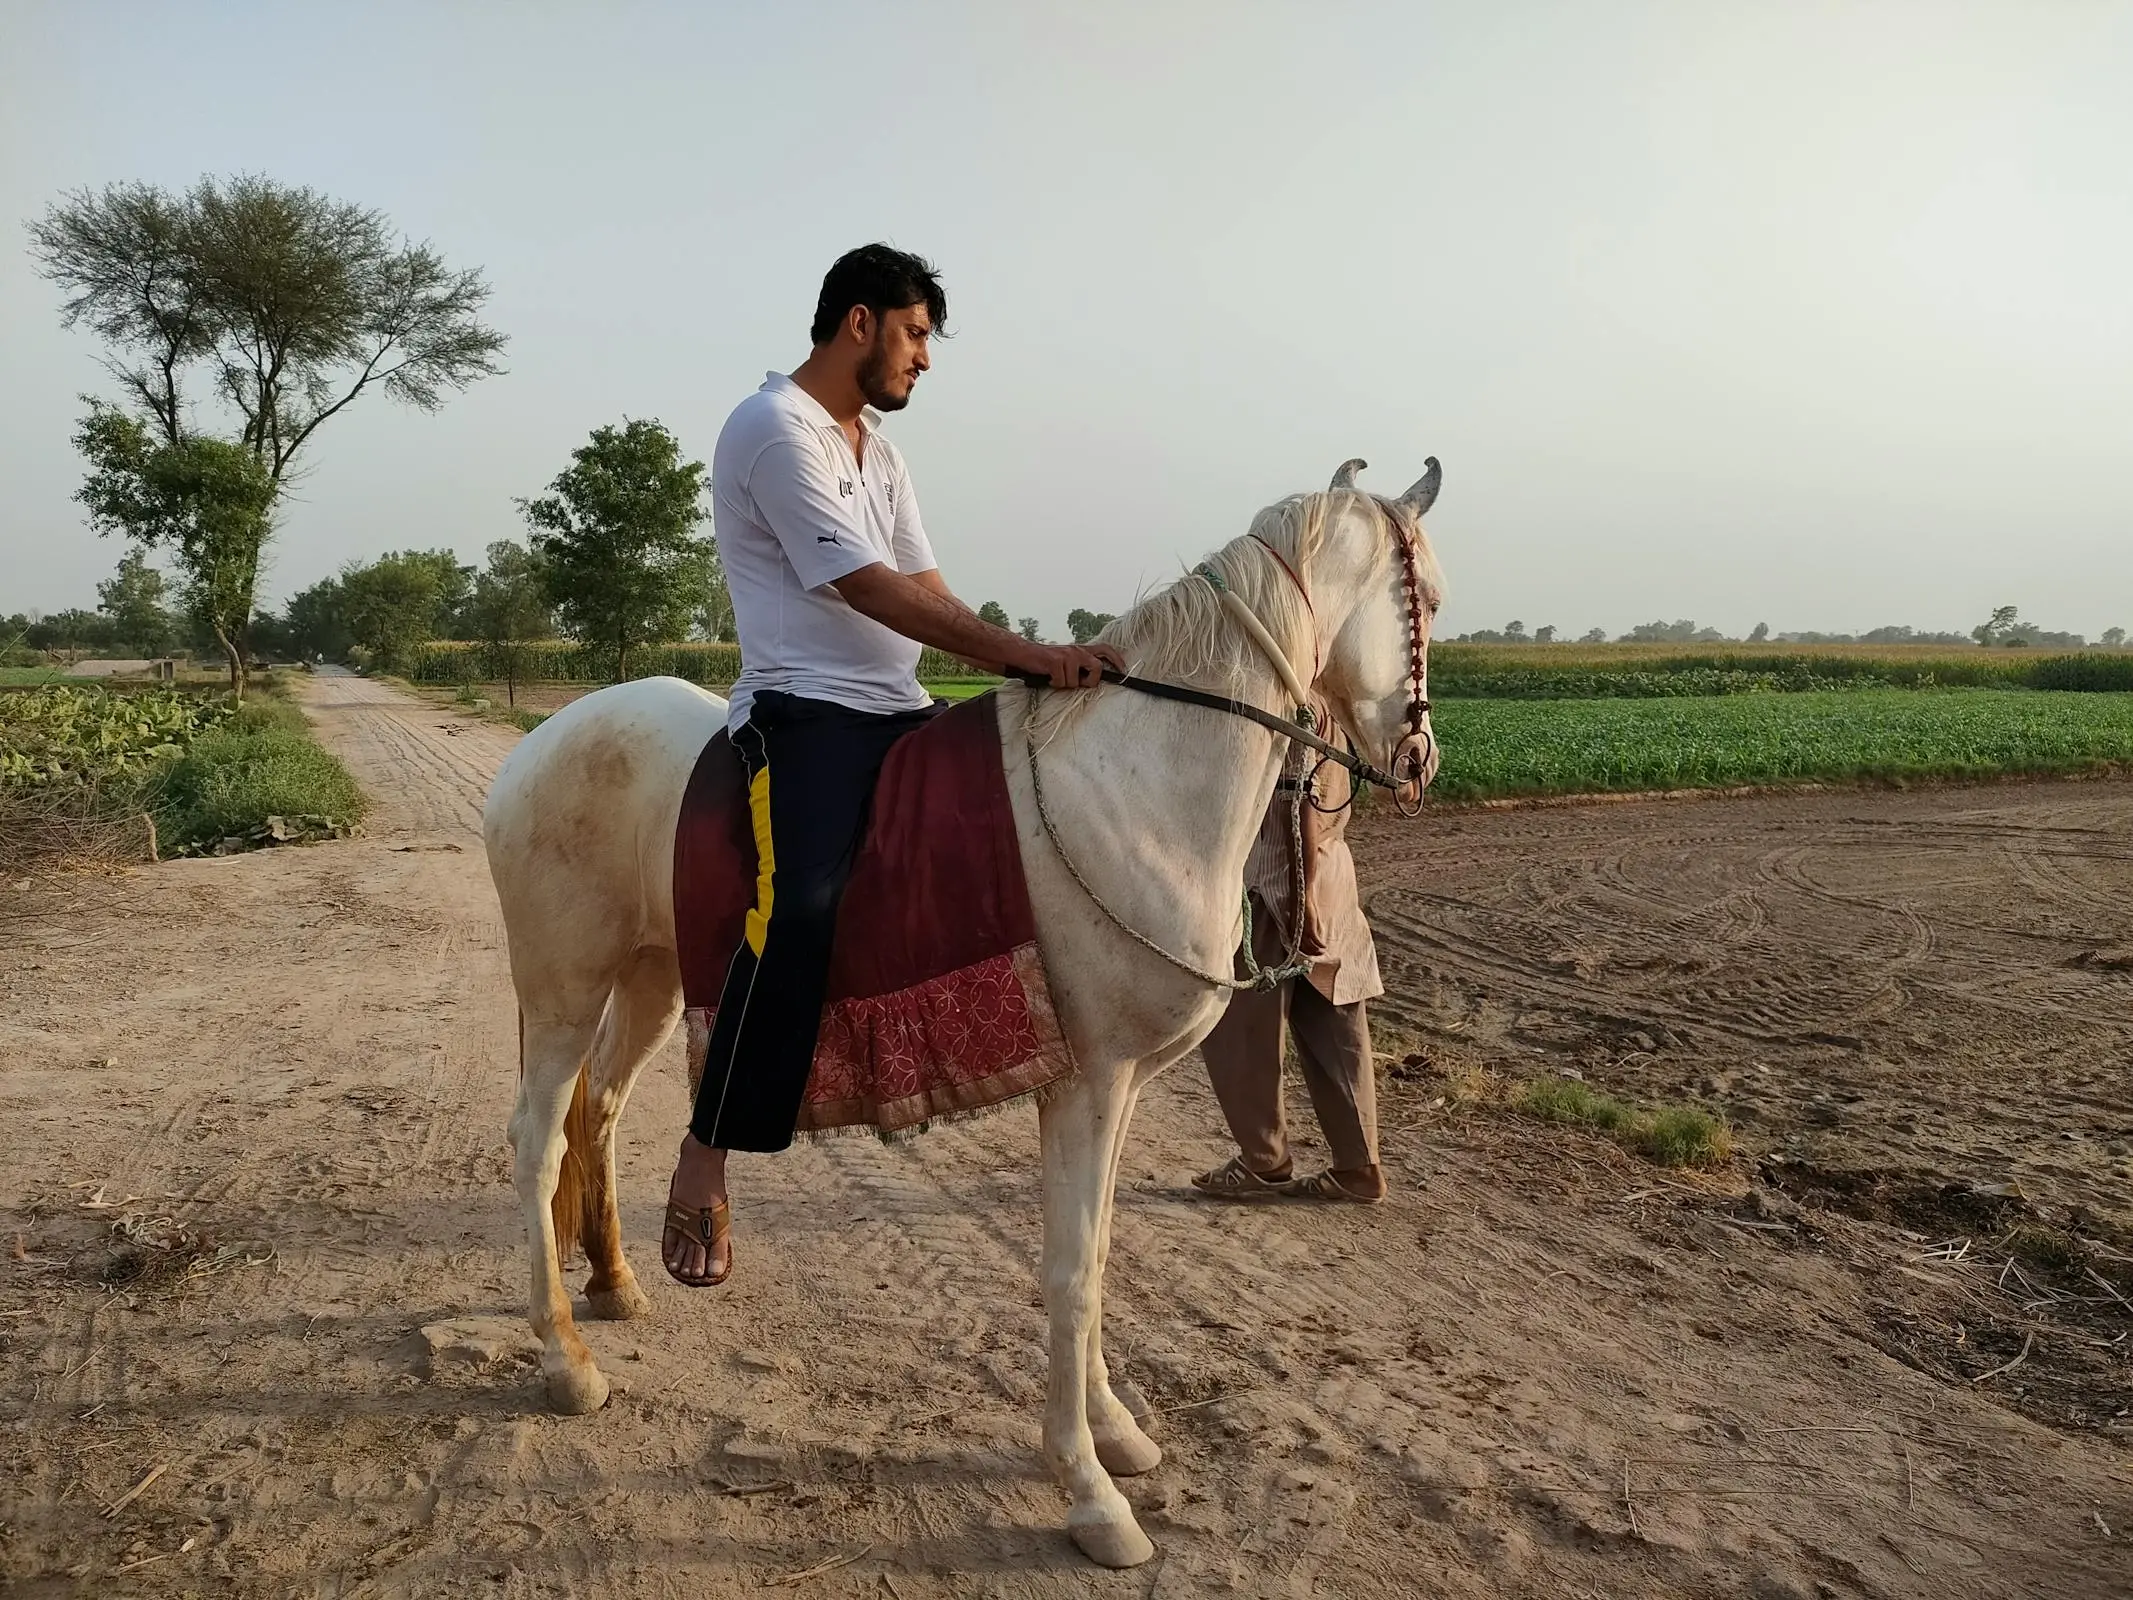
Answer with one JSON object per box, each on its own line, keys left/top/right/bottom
{"left": 2104, "top": 627, "right": 2127, "bottom": 649}
{"left": 1973, "top": 605, "right": 2021, "bottom": 647}
{"left": 977, "top": 600, "right": 1011, "bottom": 629}
{"left": 1533, "top": 624, "right": 1555, "bottom": 644}
{"left": 466, "top": 540, "right": 555, "bottom": 705}
{"left": 335, "top": 548, "right": 472, "bottom": 673}
{"left": 1579, "top": 627, "right": 1606, "bottom": 644}
{"left": 96, "top": 549, "right": 177, "bottom": 657}
{"left": 282, "top": 576, "right": 352, "bottom": 661}
{"left": 1748, "top": 622, "right": 1770, "bottom": 643}
{"left": 521, "top": 419, "right": 712, "bottom": 680}
{"left": 73, "top": 401, "right": 276, "bottom": 692}
{"left": 1018, "top": 616, "right": 1042, "bottom": 643}
{"left": 1503, "top": 620, "right": 1527, "bottom": 641}
{"left": 695, "top": 544, "right": 735, "bottom": 642}
{"left": 1067, "top": 608, "right": 1117, "bottom": 644}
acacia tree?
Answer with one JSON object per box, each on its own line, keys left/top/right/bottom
{"left": 31, "top": 175, "right": 506, "bottom": 684}
{"left": 1018, "top": 616, "right": 1042, "bottom": 643}
{"left": 520, "top": 419, "right": 714, "bottom": 681}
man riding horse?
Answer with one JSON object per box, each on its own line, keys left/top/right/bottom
{"left": 663, "top": 245, "right": 1124, "bottom": 1287}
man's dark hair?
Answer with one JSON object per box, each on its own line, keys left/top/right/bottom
{"left": 810, "top": 244, "right": 949, "bottom": 346}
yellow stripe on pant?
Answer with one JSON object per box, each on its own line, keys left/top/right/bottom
{"left": 743, "top": 761, "right": 775, "bottom": 954}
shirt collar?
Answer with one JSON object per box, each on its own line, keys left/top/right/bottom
{"left": 763, "top": 371, "right": 880, "bottom": 434}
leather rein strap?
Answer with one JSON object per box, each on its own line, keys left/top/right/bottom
{"left": 1016, "top": 666, "right": 1402, "bottom": 792}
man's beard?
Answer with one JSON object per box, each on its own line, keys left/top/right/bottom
{"left": 857, "top": 341, "right": 911, "bottom": 411}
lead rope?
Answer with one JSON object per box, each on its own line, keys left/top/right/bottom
{"left": 1021, "top": 683, "right": 1314, "bottom": 994}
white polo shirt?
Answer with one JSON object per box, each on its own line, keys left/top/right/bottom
{"left": 712, "top": 372, "right": 939, "bottom": 727}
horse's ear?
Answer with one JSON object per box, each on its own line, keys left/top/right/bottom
{"left": 1397, "top": 457, "right": 1441, "bottom": 517}
{"left": 1329, "top": 458, "right": 1367, "bottom": 490}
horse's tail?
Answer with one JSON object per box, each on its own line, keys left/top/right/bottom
{"left": 553, "top": 1068, "right": 595, "bottom": 1264}
{"left": 521, "top": 1005, "right": 597, "bottom": 1265}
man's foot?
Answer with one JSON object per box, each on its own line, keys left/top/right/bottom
{"left": 663, "top": 1134, "right": 732, "bottom": 1286}
{"left": 1189, "top": 1153, "right": 1296, "bottom": 1200}
{"left": 1289, "top": 1163, "right": 1387, "bottom": 1204}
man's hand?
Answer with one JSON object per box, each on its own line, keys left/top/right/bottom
{"left": 1012, "top": 640, "right": 1127, "bottom": 689}
{"left": 833, "top": 563, "right": 1126, "bottom": 691}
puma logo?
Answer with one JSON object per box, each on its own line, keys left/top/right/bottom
{"left": 816, "top": 534, "right": 838, "bottom": 544}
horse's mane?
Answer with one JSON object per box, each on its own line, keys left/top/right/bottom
{"left": 1076, "top": 489, "right": 1446, "bottom": 708}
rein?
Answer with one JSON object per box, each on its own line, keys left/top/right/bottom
{"left": 1017, "top": 667, "right": 1408, "bottom": 793}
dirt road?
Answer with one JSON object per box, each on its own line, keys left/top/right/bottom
{"left": 2, "top": 674, "right": 2127, "bottom": 1597}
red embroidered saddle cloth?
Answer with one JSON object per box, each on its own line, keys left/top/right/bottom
{"left": 673, "top": 692, "right": 1071, "bottom": 1136}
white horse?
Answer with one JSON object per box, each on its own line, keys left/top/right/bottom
{"left": 481, "top": 462, "right": 1445, "bottom": 1567}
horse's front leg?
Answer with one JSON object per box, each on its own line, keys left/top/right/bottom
{"left": 1084, "top": 1079, "right": 1161, "bottom": 1477}
{"left": 1039, "top": 1071, "right": 1155, "bottom": 1568}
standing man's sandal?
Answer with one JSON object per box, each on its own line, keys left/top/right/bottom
{"left": 1290, "top": 1167, "right": 1387, "bottom": 1204}
{"left": 1190, "top": 1154, "right": 1297, "bottom": 1198}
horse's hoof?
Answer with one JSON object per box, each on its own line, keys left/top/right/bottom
{"left": 546, "top": 1362, "right": 610, "bottom": 1416}
{"left": 1093, "top": 1423, "right": 1162, "bottom": 1477}
{"left": 586, "top": 1276, "right": 652, "bottom": 1321}
{"left": 1068, "top": 1505, "right": 1155, "bottom": 1568}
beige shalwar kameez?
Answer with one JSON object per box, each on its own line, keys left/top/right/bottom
{"left": 1198, "top": 741, "right": 1383, "bottom": 1179}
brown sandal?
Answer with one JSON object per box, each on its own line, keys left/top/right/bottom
{"left": 662, "top": 1196, "right": 732, "bottom": 1287}
{"left": 1289, "top": 1167, "right": 1387, "bottom": 1205}
{"left": 1190, "top": 1154, "right": 1297, "bottom": 1200}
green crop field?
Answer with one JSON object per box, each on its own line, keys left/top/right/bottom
{"left": 1428, "top": 689, "right": 2133, "bottom": 802}
{"left": 1427, "top": 643, "right": 2133, "bottom": 697}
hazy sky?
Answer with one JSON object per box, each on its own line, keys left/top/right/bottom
{"left": 3, "top": 3, "right": 2129, "bottom": 640}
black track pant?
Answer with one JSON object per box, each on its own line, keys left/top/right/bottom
{"left": 689, "top": 690, "right": 938, "bottom": 1152}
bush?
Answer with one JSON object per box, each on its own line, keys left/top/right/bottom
{"left": 151, "top": 697, "right": 366, "bottom": 852}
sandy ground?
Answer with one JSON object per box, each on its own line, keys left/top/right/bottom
{"left": 2, "top": 673, "right": 2128, "bottom": 1598}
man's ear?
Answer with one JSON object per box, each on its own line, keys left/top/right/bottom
{"left": 846, "top": 304, "right": 874, "bottom": 345}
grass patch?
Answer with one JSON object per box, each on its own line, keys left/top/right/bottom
{"left": 1516, "top": 1075, "right": 1637, "bottom": 1133}
{"left": 1632, "top": 1104, "right": 1735, "bottom": 1168}
{"left": 150, "top": 696, "right": 366, "bottom": 854}
{"left": 1508, "top": 1074, "right": 1732, "bottom": 1168}
{"left": 1430, "top": 689, "right": 2133, "bottom": 802}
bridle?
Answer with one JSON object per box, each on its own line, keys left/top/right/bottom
{"left": 1015, "top": 463, "right": 1441, "bottom": 991}
{"left": 1367, "top": 492, "right": 1438, "bottom": 819}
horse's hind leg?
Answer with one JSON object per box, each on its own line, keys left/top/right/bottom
{"left": 581, "top": 947, "right": 683, "bottom": 1321}
{"left": 512, "top": 1014, "right": 608, "bottom": 1414}
{"left": 1039, "top": 1070, "right": 1155, "bottom": 1568}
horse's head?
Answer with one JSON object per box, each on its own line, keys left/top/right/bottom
{"left": 1308, "top": 458, "right": 1446, "bottom": 811}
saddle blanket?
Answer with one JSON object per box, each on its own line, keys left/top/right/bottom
{"left": 673, "top": 691, "right": 1073, "bottom": 1136}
